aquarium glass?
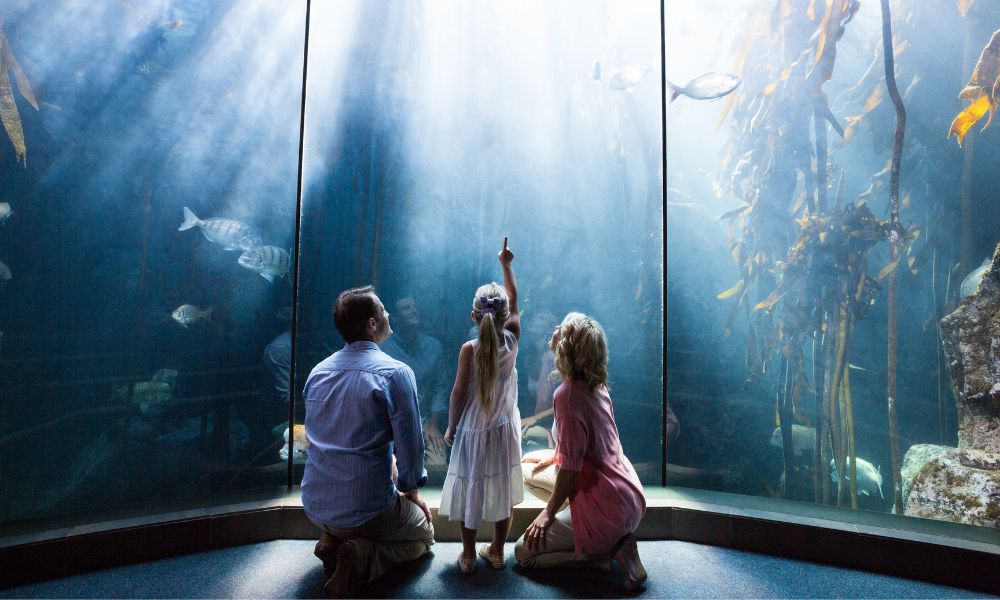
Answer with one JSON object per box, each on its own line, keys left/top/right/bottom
{"left": 0, "top": 1, "right": 305, "bottom": 528}
{"left": 297, "top": 0, "right": 665, "bottom": 487}
{"left": 666, "top": 0, "right": 1000, "bottom": 527}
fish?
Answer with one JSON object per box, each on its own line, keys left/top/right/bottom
{"left": 276, "top": 306, "right": 294, "bottom": 321}
{"left": 115, "top": 380, "right": 172, "bottom": 413}
{"left": 178, "top": 206, "right": 261, "bottom": 252}
{"left": 830, "top": 457, "right": 884, "bottom": 499}
{"left": 960, "top": 257, "right": 992, "bottom": 299}
{"left": 667, "top": 72, "right": 742, "bottom": 103}
{"left": 0, "top": 202, "right": 11, "bottom": 222}
{"left": 160, "top": 19, "right": 184, "bottom": 29}
{"left": 151, "top": 368, "right": 178, "bottom": 387}
{"left": 591, "top": 60, "right": 602, "bottom": 81}
{"left": 0, "top": 260, "right": 10, "bottom": 280}
{"left": 769, "top": 425, "right": 816, "bottom": 456}
{"left": 172, "top": 304, "right": 213, "bottom": 328}
{"left": 238, "top": 245, "right": 290, "bottom": 283}
{"left": 608, "top": 65, "right": 652, "bottom": 91}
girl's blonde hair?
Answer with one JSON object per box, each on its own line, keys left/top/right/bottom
{"left": 472, "top": 282, "right": 510, "bottom": 411}
{"left": 553, "top": 312, "right": 608, "bottom": 390}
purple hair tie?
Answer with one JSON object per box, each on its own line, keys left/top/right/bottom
{"left": 479, "top": 296, "right": 500, "bottom": 317}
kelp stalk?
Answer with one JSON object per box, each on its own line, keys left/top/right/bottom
{"left": 828, "top": 296, "right": 849, "bottom": 506}
{"left": 779, "top": 355, "right": 794, "bottom": 497}
{"left": 813, "top": 336, "right": 825, "bottom": 502}
{"left": 814, "top": 111, "right": 828, "bottom": 212}
{"left": 879, "top": 0, "right": 906, "bottom": 514}
{"left": 842, "top": 364, "right": 857, "bottom": 508}
{"left": 959, "top": 16, "right": 974, "bottom": 282}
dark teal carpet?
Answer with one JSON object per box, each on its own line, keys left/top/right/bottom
{"left": 0, "top": 540, "right": 989, "bottom": 598}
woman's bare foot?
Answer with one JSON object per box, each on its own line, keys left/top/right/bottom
{"left": 612, "top": 533, "right": 647, "bottom": 591}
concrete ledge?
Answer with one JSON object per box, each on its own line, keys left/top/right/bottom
{"left": 2, "top": 494, "right": 998, "bottom": 594}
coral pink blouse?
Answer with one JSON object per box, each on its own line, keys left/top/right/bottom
{"left": 553, "top": 378, "right": 646, "bottom": 557}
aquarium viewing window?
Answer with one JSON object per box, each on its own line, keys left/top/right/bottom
{"left": 666, "top": 0, "right": 1000, "bottom": 531}
{"left": 1, "top": 0, "right": 999, "bottom": 555}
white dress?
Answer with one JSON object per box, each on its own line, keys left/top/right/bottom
{"left": 439, "top": 329, "right": 524, "bottom": 529}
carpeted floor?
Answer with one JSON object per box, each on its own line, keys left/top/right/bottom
{"left": 0, "top": 540, "right": 990, "bottom": 599}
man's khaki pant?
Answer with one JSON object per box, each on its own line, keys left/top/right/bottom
{"left": 313, "top": 494, "right": 434, "bottom": 584}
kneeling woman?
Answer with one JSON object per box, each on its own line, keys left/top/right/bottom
{"left": 515, "top": 312, "right": 646, "bottom": 589}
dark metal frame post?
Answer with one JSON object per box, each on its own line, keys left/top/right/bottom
{"left": 288, "top": 0, "right": 312, "bottom": 489}
{"left": 660, "top": 0, "right": 668, "bottom": 488}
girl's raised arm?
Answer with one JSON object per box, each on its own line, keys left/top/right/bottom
{"left": 498, "top": 236, "right": 520, "bottom": 341}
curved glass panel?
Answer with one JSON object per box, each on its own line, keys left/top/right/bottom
{"left": 298, "top": 0, "right": 664, "bottom": 487}
{"left": 666, "top": 0, "right": 1000, "bottom": 528}
{"left": 0, "top": 1, "right": 304, "bottom": 528}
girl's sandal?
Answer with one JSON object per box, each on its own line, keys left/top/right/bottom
{"left": 478, "top": 544, "right": 506, "bottom": 569}
{"left": 458, "top": 552, "right": 476, "bottom": 574}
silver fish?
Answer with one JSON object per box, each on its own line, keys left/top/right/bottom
{"left": 667, "top": 72, "right": 742, "bottom": 103}
{"left": 960, "top": 257, "right": 992, "bottom": 299}
{"left": 178, "top": 206, "right": 261, "bottom": 252}
{"left": 0, "top": 260, "right": 10, "bottom": 280}
{"left": 238, "top": 245, "right": 290, "bottom": 283}
{"left": 769, "top": 425, "right": 816, "bottom": 456}
{"left": 276, "top": 306, "right": 294, "bottom": 321}
{"left": 172, "top": 304, "right": 213, "bottom": 328}
{"left": 591, "top": 60, "right": 602, "bottom": 81}
{"left": 0, "top": 202, "right": 11, "bottom": 222}
{"left": 115, "top": 380, "right": 172, "bottom": 413}
{"left": 151, "top": 368, "right": 178, "bottom": 388}
{"left": 830, "top": 458, "right": 884, "bottom": 499}
{"left": 608, "top": 65, "right": 652, "bottom": 91}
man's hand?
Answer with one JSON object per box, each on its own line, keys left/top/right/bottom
{"left": 402, "top": 489, "right": 432, "bottom": 522}
{"left": 523, "top": 454, "right": 556, "bottom": 474}
{"left": 498, "top": 236, "right": 514, "bottom": 266}
{"left": 422, "top": 420, "right": 445, "bottom": 454}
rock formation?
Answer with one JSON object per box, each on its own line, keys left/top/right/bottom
{"left": 903, "top": 244, "right": 1000, "bottom": 526}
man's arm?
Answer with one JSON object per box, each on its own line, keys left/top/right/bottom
{"left": 386, "top": 366, "right": 427, "bottom": 491}
{"left": 386, "top": 366, "right": 431, "bottom": 520}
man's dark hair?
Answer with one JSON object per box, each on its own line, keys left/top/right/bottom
{"left": 334, "top": 285, "right": 380, "bottom": 343}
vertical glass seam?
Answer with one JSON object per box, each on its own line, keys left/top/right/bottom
{"left": 660, "top": 0, "right": 668, "bottom": 489}
{"left": 288, "top": 0, "right": 312, "bottom": 490}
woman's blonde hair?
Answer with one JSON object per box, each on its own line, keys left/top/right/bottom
{"left": 472, "top": 282, "right": 510, "bottom": 411}
{"left": 553, "top": 312, "right": 608, "bottom": 390}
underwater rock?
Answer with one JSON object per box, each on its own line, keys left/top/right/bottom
{"left": 939, "top": 243, "right": 1000, "bottom": 452}
{"left": 904, "top": 449, "right": 1000, "bottom": 527}
{"left": 901, "top": 443, "right": 951, "bottom": 502}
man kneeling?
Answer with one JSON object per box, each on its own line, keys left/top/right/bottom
{"left": 303, "top": 286, "right": 434, "bottom": 598}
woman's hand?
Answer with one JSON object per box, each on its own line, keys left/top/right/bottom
{"left": 443, "top": 426, "right": 456, "bottom": 447}
{"left": 498, "top": 236, "right": 514, "bottom": 266}
{"left": 524, "top": 509, "right": 555, "bottom": 551}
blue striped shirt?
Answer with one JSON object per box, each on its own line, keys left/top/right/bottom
{"left": 301, "top": 341, "right": 427, "bottom": 529}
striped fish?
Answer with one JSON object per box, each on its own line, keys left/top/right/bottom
{"left": 178, "top": 206, "right": 261, "bottom": 251}
{"left": 238, "top": 245, "right": 290, "bottom": 283}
